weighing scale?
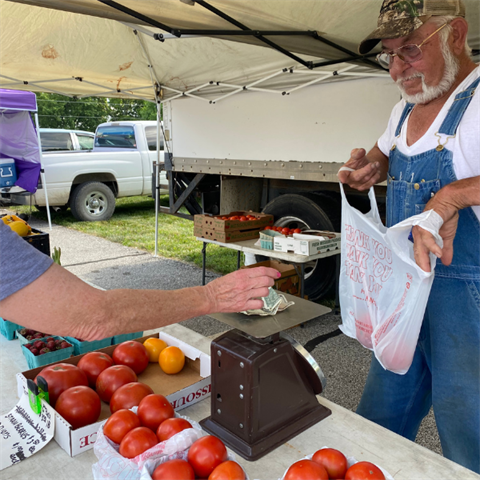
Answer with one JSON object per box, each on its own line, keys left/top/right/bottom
{"left": 200, "top": 293, "right": 332, "bottom": 461}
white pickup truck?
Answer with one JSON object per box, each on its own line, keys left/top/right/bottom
{"left": 12, "top": 121, "right": 165, "bottom": 221}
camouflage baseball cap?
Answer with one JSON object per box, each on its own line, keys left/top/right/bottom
{"left": 359, "top": 0, "right": 466, "bottom": 54}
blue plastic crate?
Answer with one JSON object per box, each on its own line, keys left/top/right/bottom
{"left": 111, "top": 332, "right": 144, "bottom": 346}
{"left": 16, "top": 329, "right": 54, "bottom": 346}
{"left": 64, "top": 336, "right": 113, "bottom": 356}
{"left": 21, "top": 336, "right": 74, "bottom": 369}
{"left": 0, "top": 319, "right": 23, "bottom": 340}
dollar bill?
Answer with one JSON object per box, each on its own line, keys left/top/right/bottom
{"left": 241, "top": 288, "right": 295, "bottom": 316}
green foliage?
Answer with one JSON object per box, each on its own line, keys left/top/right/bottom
{"left": 36, "top": 93, "right": 159, "bottom": 132}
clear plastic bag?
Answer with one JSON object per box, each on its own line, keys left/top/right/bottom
{"left": 339, "top": 184, "right": 443, "bottom": 374}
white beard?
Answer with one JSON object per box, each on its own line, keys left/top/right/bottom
{"left": 396, "top": 42, "right": 459, "bottom": 104}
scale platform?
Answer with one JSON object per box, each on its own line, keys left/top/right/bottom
{"left": 201, "top": 292, "right": 332, "bottom": 460}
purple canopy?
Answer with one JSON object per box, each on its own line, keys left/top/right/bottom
{"left": 0, "top": 89, "right": 40, "bottom": 193}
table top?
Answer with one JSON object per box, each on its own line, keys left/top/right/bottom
{"left": 196, "top": 237, "right": 340, "bottom": 264}
{"left": 1, "top": 324, "right": 479, "bottom": 480}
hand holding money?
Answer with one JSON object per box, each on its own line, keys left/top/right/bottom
{"left": 241, "top": 287, "right": 295, "bottom": 316}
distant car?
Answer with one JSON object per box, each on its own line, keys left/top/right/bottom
{"left": 39, "top": 128, "right": 95, "bottom": 152}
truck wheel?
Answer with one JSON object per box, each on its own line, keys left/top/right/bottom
{"left": 70, "top": 182, "right": 115, "bottom": 222}
{"left": 260, "top": 193, "right": 340, "bottom": 302}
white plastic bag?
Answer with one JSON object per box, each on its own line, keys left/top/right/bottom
{"left": 92, "top": 410, "right": 203, "bottom": 480}
{"left": 339, "top": 184, "right": 443, "bottom": 374}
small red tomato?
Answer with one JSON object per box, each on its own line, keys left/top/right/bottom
{"left": 152, "top": 459, "right": 195, "bottom": 480}
{"left": 110, "top": 382, "right": 154, "bottom": 414}
{"left": 96, "top": 365, "right": 137, "bottom": 403}
{"left": 284, "top": 460, "right": 328, "bottom": 480}
{"left": 137, "top": 394, "right": 174, "bottom": 431}
{"left": 345, "top": 462, "right": 385, "bottom": 480}
{"left": 103, "top": 409, "right": 141, "bottom": 444}
{"left": 119, "top": 426, "right": 158, "bottom": 458}
{"left": 294, "top": 228, "right": 302, "bottom": 233}
{"left": 113, "top": 341, "right": 150, "bottom": 375}
{"left": 312, "top": 448, "right": 348, "bottom": 480}
{"left": 156, "top": 417, "right": 192, "bottom": 442}
{"left": 77, "top": 351, "right": 114, "bottom": 388}
{"left": 264, "top": 226, "right": 272, "bottom": 230}
{"left": 55, "top": 386, "right": 101, "bottom": 430}
{"left": 221, "top": 216, "right": 228, "bottom": 220}
{"left": 281, "top": 227, "right": 290, "bottom": 235}
{"left": 239, "top": 216, "right": 247, "bottom": 221}
{"left": 228, "top": 216, "right": 239, "bottom": 220}
{"left": 208, "top": 460, "right": 246, "bottom": 480}
{"left": 187, "top": 435, "right": 228, "bottom": 478}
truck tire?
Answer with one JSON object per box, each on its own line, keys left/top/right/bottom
{"left": 70, "top": 182, "right": 116, "bottom": 222}
{"left": 260, "top": 193, "right": 340, "bottom": 302}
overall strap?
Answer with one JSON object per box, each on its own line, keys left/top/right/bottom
{"left": 394, "top": 102, "right": 415, "bottom": 137}
{"left": 438, "top": 76, "right": 480, "bottom": 136}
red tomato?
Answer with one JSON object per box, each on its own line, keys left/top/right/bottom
{"left": 281, "top": 227, "right": 290, "bottom": 235}
{"left": 103, "top": 409, "right": 141, "bottom": 444}
{"left": 35, "top": 363, "right": 88, "bottom": 407}
{"left": 137, "top": 394, "right": 174, "bottom": 431}
{"left": 55, "top": 386, "right": 101, "bottom": 430}
{"left": 228, "top": 216, "right": 239, "bottom": 220}
{"left": 110, "top": 382, "right": 154, "bottom": 414}
{"left": 152, "top": 459, "right": 195, "bottom": 480}
{"left": 187, "top": 435, "right": 228, "bottom": 478}
{"left": 264, "top": 226, "right": 272, "bottom": 230}
{"left": 96, "top": 365, "right": 137, "bottom": 403}
{"left": 221, "top": 217, "right": 228, "bottom": 220}
{"left": 77, "top": 351, "right": 114, "bottom": 388}
{"left": 156, "top": 417, "right": 192, "bottom": 442}
{"left": 284, "top": 460, "right": 329, "bottom": 480}
{"left": 345, "top": 462, "right": 385, "bottom": 480}
{"left": 112, "top": 341, "right": 150, "bottom": 375}
{"left": 312, "top": 448, "right": 348, "bottom": 479}
{"left": 239, "top": 216, "right": 247, "bottom": 221}
{"left": 119, "top": 426, "right": 158, "bottom": 459}
{"left": 208, "top": 460, "right": 246, "bottom": 480}
{"left": 294, "top": 228, "right": 302, "bottom": 234}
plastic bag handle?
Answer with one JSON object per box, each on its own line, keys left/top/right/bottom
{"left": 339, "top": 182, "right": 382, "bottom": 225}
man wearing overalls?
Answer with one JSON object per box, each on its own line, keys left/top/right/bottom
{"left": 339, "top": 0, "right": 479, "bottom": 473}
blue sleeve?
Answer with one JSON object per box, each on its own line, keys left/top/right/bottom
{"left": 0, "top": 221, "right": 53, "bottom": 301}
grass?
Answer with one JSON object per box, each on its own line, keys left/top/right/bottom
{"left": 14, "top": 196, "right": 242, "bottom": 275}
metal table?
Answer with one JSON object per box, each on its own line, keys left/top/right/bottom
{"left": 196, "top": 237, "right": 340, "bottom": 299}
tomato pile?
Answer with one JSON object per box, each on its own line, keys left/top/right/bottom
{"left": 264, "top": 226, "right": 303, "bottom": 236}
{"left": 284, "top": 448, "right": 386, "bottom": 480}
{"left": 24, "top": 337, "right": 72, "bottom": 356}
{"left": 217, "top": 214, "right": 259, "bottom": 221}
{"left": 34, "top": 337, "right": 186, "bottom": 430}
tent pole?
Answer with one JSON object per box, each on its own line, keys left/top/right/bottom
{"left": 34, "top": 113, "right": 52, "bottom": 230}
{"left": 154, "top": 101, "right": 160, "bottom": 257}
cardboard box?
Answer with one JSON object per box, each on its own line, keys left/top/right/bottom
{"left": 194, "top": 225, "right": 260, "bottom": 243}
{"left": 16, "top": 332, "right": 211, "bottom": 457}
{"left": 242, "top": 260, "right": 302, "bottom": 297}
{"left": 194, "top": 211, "right": 273, "bottom": 232}
{"left": 274, "top": 230, "right": 340, "bottom": 256}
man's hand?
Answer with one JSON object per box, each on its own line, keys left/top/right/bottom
{"left": 204, "top": 266, "right": 280, "bottom": 313}
{"left": 338, "top": 148, "right": 383, "bottom": 191}
{"left": 412, "top": 188, "right": 461, "bottom": 272}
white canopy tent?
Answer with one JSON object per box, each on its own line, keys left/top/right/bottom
{"left": 1, "top": 0, "right": 477, "bottom": 105}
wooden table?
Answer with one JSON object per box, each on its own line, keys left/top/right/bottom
{"left": 1, "top": 324, "right": 479, "bottom": 480}
{"left": 196, "top": 237, "right": 340, "bottom": 299}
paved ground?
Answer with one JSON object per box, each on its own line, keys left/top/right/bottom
{"left": 2, "top": 208, "right": 442, "bottom": 456}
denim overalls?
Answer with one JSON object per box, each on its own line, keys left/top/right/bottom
{"left": 357, "top": 77, "right": 480, "bottom": 473}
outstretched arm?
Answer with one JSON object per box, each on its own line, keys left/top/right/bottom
{"left": 0, "top": 263, "right": 280, "bottom": 341}
{"left": 412, "top": 176, "right": 480, "bottom": 272}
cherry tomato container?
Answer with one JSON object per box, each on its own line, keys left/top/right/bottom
{"left": 0, "top": 318, "right": 23, "bottom": 340}
{"left": 65, "top": 336, "right": 113, "bottom": 356}
{"left": 21, "top": 336, "right": 74, "bottom": 369}
{"left": 111, "top": 331, "right": 143, "bottom": 346}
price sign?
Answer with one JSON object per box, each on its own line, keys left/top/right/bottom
{"left": 0, "top": 394, "right": 54, "bottom": 470}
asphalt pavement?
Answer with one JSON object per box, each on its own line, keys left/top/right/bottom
{"left": 2, "top": 208, "right": 441, "bottom": 456}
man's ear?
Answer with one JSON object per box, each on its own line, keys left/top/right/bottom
{"left": 449, "top": 18, "right": 469, "bottom": 56}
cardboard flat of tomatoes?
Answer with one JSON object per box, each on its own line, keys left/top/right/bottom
{"left": 16, "top": 332, "right": 211, "bottom": 457}
{"left": 194, "top": 211, "right": 273, "bottom": 232}
{"left": 280, "top": 448, "right": 394, "bottom": 480}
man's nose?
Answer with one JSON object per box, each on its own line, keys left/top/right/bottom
{"left": 389, "top": 55, "right": 412, "bottom": 76}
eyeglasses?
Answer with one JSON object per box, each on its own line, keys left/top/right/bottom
{"left": 376, "top": 23, "right": 448, "bottom": 69}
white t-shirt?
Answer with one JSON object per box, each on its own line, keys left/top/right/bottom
{"left": 378, "top": 66, "right": 480, "bottom": 220}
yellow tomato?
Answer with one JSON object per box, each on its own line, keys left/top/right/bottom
{"left": 143, "top": 338, "right": 168, "bottom": 363}
{"left": 159, "top": 346, "right": 185, "bottom": 374}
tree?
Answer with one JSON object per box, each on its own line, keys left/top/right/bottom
{"left": 36, "top": 93, "right": 159, "bottom": 131}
